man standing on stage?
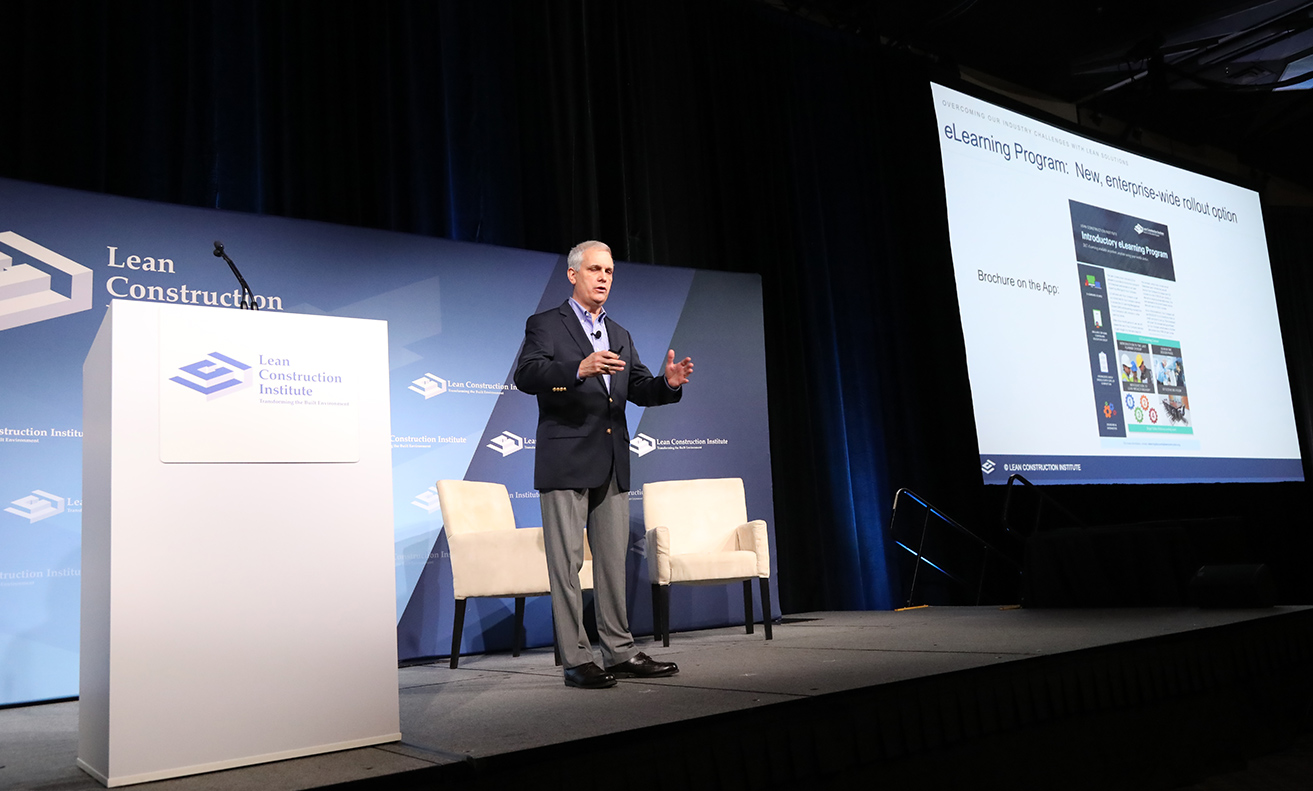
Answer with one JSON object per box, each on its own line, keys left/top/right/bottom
{"left": 514, "top": 240, "right": 694, "bottom": 689}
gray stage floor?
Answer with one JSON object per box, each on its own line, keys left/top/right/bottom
{"left": 2, "top": 606, "right": 1304, "bottom": 790}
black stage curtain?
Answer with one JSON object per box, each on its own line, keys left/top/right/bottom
{"left": 3, "top": 0, "right": 1310, "bottom": 611}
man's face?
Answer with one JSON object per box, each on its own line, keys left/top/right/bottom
{"left": 568, "top": 247, "right": 614, "bottom": 313}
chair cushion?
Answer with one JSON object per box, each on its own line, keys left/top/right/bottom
{"left": 667, "top": 550, "right": 759, "bottom": 584}
{"left": 449, "top": 529, "right": 550, "bottom": 598}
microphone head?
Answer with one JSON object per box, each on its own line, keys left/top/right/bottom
{"left": 212, "top": 240, "right": 224, "bottom": 257}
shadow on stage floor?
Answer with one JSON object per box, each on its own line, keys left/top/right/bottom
{"left": 5, "top": 606, "right": 1312, "bottom": 790}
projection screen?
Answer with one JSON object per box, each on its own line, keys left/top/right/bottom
{"left": 931, "top": 82, "right": 1303, "bottom": 485}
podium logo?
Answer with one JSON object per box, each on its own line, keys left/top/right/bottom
{"left": 0, "top": 231, "right": 94, "bottom": 332}
{"left": 5, "top": 490, "right": 65, "bottom": 523}
{"left": 981, "top": 459, "right": 996, "bottom": 474}
{"left": 629, "top": 433, "right": 657, "bottom": 457}
{"left": 486, "top": 431, "right": 524, "bottom": 457}
{"left": 411, "top": 486, "right": 442, "bottom": 514}
{"left": 408, "top": 373, "right": 447, "bottom": 399}
{"left": 169, "top": 352, "right": 253, "bottom": 400}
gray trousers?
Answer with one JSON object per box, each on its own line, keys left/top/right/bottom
{"left": 540, "top": 474, "right": 638, "bottom": 670}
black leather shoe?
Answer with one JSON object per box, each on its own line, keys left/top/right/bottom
{"left": 605, "top": 652, "right": 679, "bottom": 679}
{"left": 563, "top": 662, "right": 617, "bottom": 689}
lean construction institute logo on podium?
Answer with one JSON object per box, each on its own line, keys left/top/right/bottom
{"left": 0, "top": 231, "right": 94, "bottom": 332}
{"left": 168, "top": 352, "right": 254, "bottom": 400}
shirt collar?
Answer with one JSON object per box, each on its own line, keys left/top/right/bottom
{"left": 568, "top": 297, "right": 606, "bottom": 327}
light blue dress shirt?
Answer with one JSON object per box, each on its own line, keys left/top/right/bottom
{"left": 568, "top": 297, "right": 611, "bottom": 392}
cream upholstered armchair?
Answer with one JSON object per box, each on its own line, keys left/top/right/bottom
{"left": 643, "top": 477, "right": 772, "bottom": 646}
{"left": 437, "top": 479, "right": 594, "bottom": 668}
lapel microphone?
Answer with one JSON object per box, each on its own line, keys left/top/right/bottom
{"left": 593, "top": 330, "right": 602, "bottom": 339}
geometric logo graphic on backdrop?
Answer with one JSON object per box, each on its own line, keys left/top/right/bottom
{"left": 168, "top": 352, "right": 252, "bottom": 400}
{"left": 0, "top": 231, "right": 94, "bottom": 332}
{"left": 981, "top": 459, "right": 996, "bottom": 474}
{"left": 629, "top": 433, "right": 657, "bottom": 457}
{"left": 485, "top": 431, "right": 524, "bottom": 457}
{"left": 4, "top": 490, "right": 65, "bottom": 523}
{"left": 411, "top": 486, "right": 441, "bottom": 513}
{"left": 408, "top": 373, "right": 447, "bottom": 399}
{"left": 627, "top": 433, "right": 730, "bottom": 455}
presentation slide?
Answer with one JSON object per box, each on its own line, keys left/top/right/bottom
{"left": 931, "top": 82, "right": 1303, "bottom": 484}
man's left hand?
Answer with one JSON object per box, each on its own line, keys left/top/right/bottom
{"left": 665, "top": 349, "right": 694, "bottom": 388}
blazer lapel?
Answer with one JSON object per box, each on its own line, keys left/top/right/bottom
{"left": 558, "top": 301, "right": 594, "bottom": 358}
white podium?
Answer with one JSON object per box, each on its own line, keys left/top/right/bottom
{"left": 79, "top": 300, "right": 401, "bottom": 787}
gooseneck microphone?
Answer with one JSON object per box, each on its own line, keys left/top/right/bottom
{"left": 212, "top": 240, "right": 258, "bottom": 310}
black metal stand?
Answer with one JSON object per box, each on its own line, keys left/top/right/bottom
{"left": 889, "top": 487, "right": 1021, "bottom": 608}
{"left": 1001, "top": 473, "right": 1086, "bottom": 537}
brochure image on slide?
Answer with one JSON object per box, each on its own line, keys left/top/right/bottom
{"left": 1152, "top": 346, "right": 1186, "bottom": 394}
{"left": 1116, "top": 340, "right": 1154, "bottom": 392}
{"left": 1071, "top": 201, "right": 1196, "bottom": 444}
{"left": 1120, "top": 336, "right": 1192, "bottom": 434}
{"left": 1070, "top": 200, "right": 1175, "bottom": 281}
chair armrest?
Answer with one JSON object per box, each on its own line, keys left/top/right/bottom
{"left": 646, "top": 525, "right": 672, "bottom": 585}
{"left": 448, "top": 527, "right": 550, "bottom": 599}
{"left": 735, "top": 520, "right": 770, "bottom": 578}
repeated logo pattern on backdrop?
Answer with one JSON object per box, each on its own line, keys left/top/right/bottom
{"left": 4, "top": 490, "right": 65, "bottom": 523}
{"left": 0, "top": 231, "right": 94, "bottom": 332}
{"left": 0, "top": 177, "right": 774, "bottom": 706}
{"left": 408, "top": 373, "right": 447, "bottom": 399}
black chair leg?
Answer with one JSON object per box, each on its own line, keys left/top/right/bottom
{"left": 659, "top": 585, "right": 671, "bottom": 647}
{"left": 651, "top": 584, "right": 661, "bottom": 641}
{"left": 552, "top": 610, "right": 562, "bottom": 666}
{"left": 759, "top": 578, "right": 773, "bottom": 640}
{"left": 743, "top": 580, "right": 755, "bottom": 634}
{"left": 582, "top": 591, "right": 599, "bottom": 644}
{"left": 512, "top": 597, "right": 525, "bottom": 657}
{"left": 450, "top": 599, "right": 467, "bottom": 669}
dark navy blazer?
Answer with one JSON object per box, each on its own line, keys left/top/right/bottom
{"left": 513, "top": 301, "right": 681, "bottom": 492}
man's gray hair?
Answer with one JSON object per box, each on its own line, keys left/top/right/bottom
{"left": 567, "top": 240, "right": 611, "bottom": 272}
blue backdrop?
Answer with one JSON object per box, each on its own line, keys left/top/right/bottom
{"left": 0, "top": 177, "right": 774, "bottom": 706}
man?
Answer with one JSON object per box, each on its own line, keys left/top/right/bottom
{"left": 514, "top": 240, "right": 694, "bottom": 689}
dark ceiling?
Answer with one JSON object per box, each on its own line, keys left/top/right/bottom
{"left": 764, "top": 0, "right": 1313, "bottom": 193}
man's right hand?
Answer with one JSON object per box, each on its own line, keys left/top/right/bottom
{"left": 578, "top": 350, "right": 625, "bottom": 380}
